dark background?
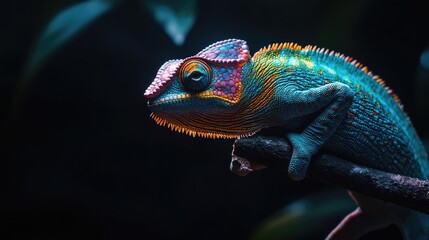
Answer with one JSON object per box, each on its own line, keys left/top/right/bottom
{"left": 2, "top": 0, "right": 429, "bottom": 239}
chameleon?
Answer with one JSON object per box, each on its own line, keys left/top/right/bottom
{"left": 144, "top": 39, "right": 429, "bottom": 239}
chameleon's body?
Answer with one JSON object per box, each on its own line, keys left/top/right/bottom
{"left": 145, "top": 39, "right": 429, "bottom": 239}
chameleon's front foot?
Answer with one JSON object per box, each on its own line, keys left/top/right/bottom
{"left": 287, "top": 155, "right": 311, "bottom": 181}
{"left": 284, "top": 83, "right": 354, "bottom": 181}
{"left": 286, "top": 132, "right": 315, "bottom": 181}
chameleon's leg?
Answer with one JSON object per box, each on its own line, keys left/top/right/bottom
{"left": 286, "top": 82, "right": 353, "bottom": 181}
{"left": 327, "top": 191, "right": 429, "bottom": 240}
{"left": 326, "top": 207, "right": 390, "bottom": 240}
{"left": 326, "top": 192, "right": 391, "bottom": 240}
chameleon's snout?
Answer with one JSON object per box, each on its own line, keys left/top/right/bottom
{"left": 144, "top": 59, "right": 183, "bottom": 99}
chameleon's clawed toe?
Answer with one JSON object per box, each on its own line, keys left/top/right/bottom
{"left": 287, "top": 158, "right": 309, "bottom": 181}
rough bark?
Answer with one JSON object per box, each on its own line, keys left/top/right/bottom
{"left": 231, "top": 136, "right": 429, "bottom": 215}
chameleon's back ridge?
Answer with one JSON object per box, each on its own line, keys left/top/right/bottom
{"left": 145, "top": 39, "right": 429, "bottom": 239}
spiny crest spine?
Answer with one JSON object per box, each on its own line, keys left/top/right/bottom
{"left": 253, "top": 42, "right": 302, "bottom": 59}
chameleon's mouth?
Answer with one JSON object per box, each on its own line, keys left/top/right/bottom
{"left": 147, "top": 91, "right": 242, "bottom": 109}
{"left": 147, "top": 93, "right": 191, "bottom": 107}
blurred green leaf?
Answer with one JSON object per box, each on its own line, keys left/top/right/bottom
{"left": 24, "top": 0, "right": 119, "bottom": 78}
{"left": 142, "top": 0, "right": 197, "bottom": 46}
{"left": 251, "top": 190, "right": 356, "bottom": 240}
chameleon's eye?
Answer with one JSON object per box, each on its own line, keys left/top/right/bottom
{"left": 179, "top": 59, "right": 212, "bottom": 92}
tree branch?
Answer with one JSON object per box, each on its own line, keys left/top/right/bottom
{"left": 231, "top": 136, "right": 429, "bottom": 215}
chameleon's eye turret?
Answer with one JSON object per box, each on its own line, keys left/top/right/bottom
{"left": 179, "top": 59, "right": 212, "bottom": 92}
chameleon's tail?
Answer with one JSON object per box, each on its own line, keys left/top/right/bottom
{"left": 327, "top": 191, "right": 429, "bottom": 240}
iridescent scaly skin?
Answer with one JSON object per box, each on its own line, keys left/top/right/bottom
{"left": 145, "top": 39, "right": 429, "bottom": 239}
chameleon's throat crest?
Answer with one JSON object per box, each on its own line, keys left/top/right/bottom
{"left": 150, "top": 112, "right": 259, "bottom": 139}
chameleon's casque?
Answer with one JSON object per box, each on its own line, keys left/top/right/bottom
{"left": 145, "top": 39, "right": 429, "bottom": 239}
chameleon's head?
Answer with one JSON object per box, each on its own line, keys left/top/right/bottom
{"left": 144, "top": 39, "right": 255, "bottom": 138}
